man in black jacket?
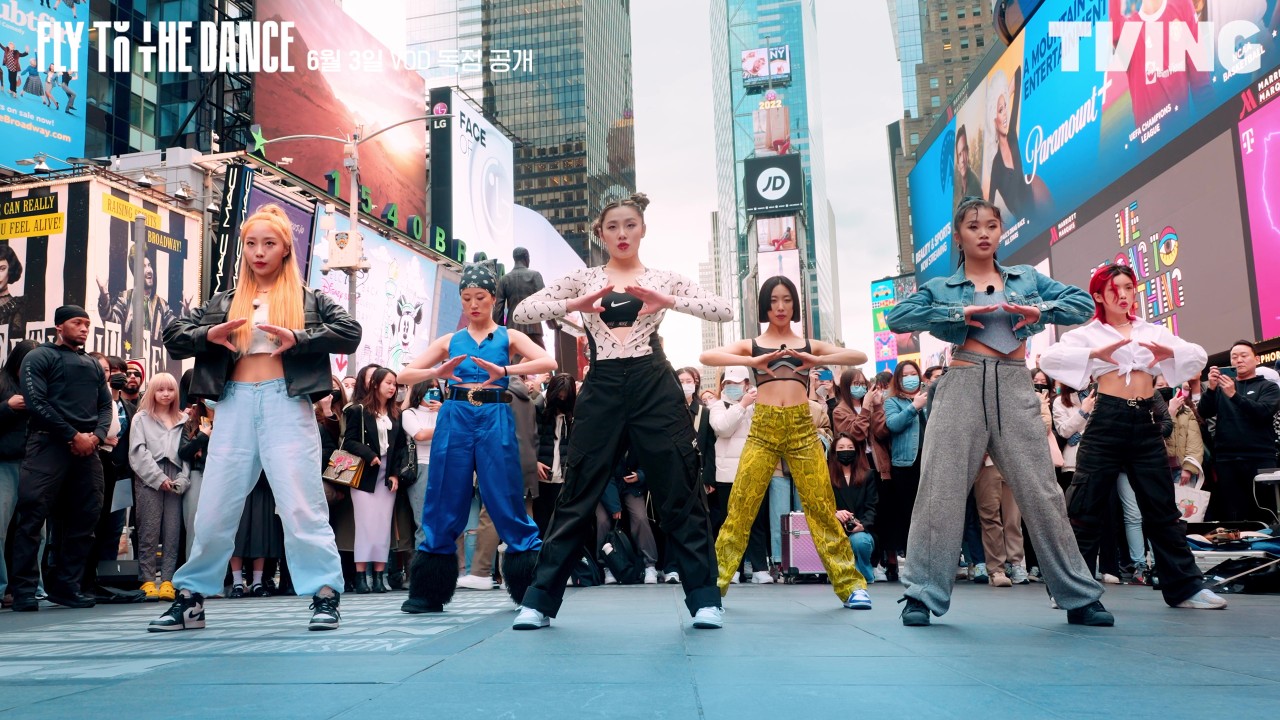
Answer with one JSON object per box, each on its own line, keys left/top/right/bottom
{"left": 494, "top": 248, "right": 550, "bottom": 349}
{"left": 1200, "top": 340, "right": 1280, "bottom": 522}
{"left": 11, "top": 306, "right": 112, "bottom": 611}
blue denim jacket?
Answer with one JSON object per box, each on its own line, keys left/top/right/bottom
{"left": 885, "top": 262, "right": 1093, "bottom": 344}
{"left": 883, "top": 396, "right": 921, "bottom": 467}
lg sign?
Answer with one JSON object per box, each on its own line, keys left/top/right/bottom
{"left": 744, "top": 154, "right": 804, "bottom": 216}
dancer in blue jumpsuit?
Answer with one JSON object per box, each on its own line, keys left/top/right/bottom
{"left": 397, "top": 264, "right": 557, "bottom": 613}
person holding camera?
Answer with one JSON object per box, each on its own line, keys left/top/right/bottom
{"left": 1041, "top": 263, "right": 1224, "bottom": 611}
{"left": 1198, "top": 340, "right": 1280, "bottom": 522}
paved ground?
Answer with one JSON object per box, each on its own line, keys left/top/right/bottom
{"left": 0, "top": 580, "right": 1277, "bottom": 719}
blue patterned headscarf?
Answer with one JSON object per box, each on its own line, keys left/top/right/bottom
{"left": 459, "top": 263, "right": 497, "bottom": 296}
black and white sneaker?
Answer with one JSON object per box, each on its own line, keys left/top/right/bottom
{"left": 309, "top": 593, "right": 341, "bottom": 631}
{"left": 148, "top": 592, "right": 205, "bottom": 632}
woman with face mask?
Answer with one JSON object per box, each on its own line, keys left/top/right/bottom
{"left": 879, "top": 360, "right": 926, "bottom": 584}
{"left": 829, "top": 434, "right": 878, "bottom": 585}
{"left": 707, "top": 367, "right": 772, "bottom": 584}
{"left": 832, "top": 369, "right": 892, "bottom": 579}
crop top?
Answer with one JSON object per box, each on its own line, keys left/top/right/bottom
{"left": 600, "top": 291, "right": 641, "bottom": 328}
{"left": 966, "top": 289, "right": 1022, "bottom": 355}
{"left": 512, "top": 267, "right": 733, "bottom": 361}
{"left": 1039, "top": 318, "right": 1207, "bottom": 391}
{"left": 243, "top": 299, "right": 280, "bottom": 356}
{"left": 751, "top": 339, "right": 811, "bottom": 388}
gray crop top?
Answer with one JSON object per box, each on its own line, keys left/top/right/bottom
{"left": 967, "top": 288, "right": 1021, "bottom": 354}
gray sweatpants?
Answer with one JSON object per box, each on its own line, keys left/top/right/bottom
{"left": 135, "top": 470, "right": 183, "bottom": 584}
{"left": 903, "top": 351, "right": 1102, "bottom": 615}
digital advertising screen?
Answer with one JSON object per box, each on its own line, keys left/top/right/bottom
{"left": 0, "top": 4, "right": 88, "bottom": 170}
{"left": 254, "top": 0, "right": 427, "bottom": 231}
{"left": 741, "top": 45, "right": 791, "bottom": 89}
{"left": 910, "top": 0, "right": 1280, "bottom": 277}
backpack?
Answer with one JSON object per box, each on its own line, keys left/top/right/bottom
{"left": 601, "top": 523, "right": 645, "bottom": 584}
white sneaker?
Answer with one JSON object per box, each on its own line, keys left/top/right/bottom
{"left": 1050, "top": 596, "right": 1060, "bottom": 609}
{"left": 1009, "top": 565, "right": 1030, "bottom": 585}
{"left": 692, "top": 606, "right": 724, "bottom": 629}
{"left": 955, "top": 564, "right": 969, "bottom": 580}
{"left": 512, "top": 606, "right": 549, "bottom": 629}
{"left": 1099, "top": 573, "right": 1122, "bottom": 585}
{"left": 1175, "top": 589, "right": 1228, "bottom": 609}
{"left": 873, "top": 566, "right": 888, "bottom": 582}
{"left": 729, "top": 572, "right": 740, "bottom": 584}
{"left": 603, "top": 569, "right": 617, "bottom": 585}
{"left": 643, "top": 567, "right": 658, "bottom": 584}
{"left": 750, "top": 570, "right": 775, "bottom": 584}
{"left": 456, "top": 574, "right": 495, "bottom": 590}
{"left": 664, "top": 571, "right": 680, "bottom": 584}
{"left": 843, "top": 588, "right": 872, "bottom": 610}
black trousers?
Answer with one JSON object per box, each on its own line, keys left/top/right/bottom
{"left": 11, "top": 433, "right": 104, "bottom": 599}
{"left": 523, "top": 353, "right": 719, "bottom": 617}
{"left": 710, "top": 481, "right": 769, "bottom": 571}
{"left": 1067, "top": 395, "right": 1203, "bottom": 605}
{"left": 1212, "top": 456, "right": 1278, "bottom": 522}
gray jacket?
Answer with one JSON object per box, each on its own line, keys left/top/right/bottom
{"left": 128, "top": 410, "right": 190, "bottom": 494}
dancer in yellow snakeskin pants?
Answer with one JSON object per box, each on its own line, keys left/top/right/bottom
{"left": 700, "top": 275, "right": 873, "bottom": 609}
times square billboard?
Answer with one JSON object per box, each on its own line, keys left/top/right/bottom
{"left": 908, "top": 0, "right": 1280, "bottom": 351}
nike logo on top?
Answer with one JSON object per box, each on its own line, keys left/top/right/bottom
{"left": 610, "top": 300, "right": 632, "bottom": 308}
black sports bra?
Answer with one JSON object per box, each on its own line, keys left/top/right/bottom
{"left": 751, "top": 339, "right": 811, "bottom": 388}
{"left": 600, "top": 291, "right": 641, "bottom": 328}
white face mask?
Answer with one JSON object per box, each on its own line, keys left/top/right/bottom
{"left": 681, "top": 382, "right": 696, "bottom": 399}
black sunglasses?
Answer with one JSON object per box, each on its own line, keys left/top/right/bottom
{"left": 125, "top": 370, "right": 143, "bottom": 377}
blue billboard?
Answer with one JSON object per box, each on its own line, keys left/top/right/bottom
{"left": 1, "top": 10, "right": 89, "bottom": 168}
{"left": 910, "top": 0, "right": 1280, "bottom": 283}
{"left": 909, "top": 118, "right": 958, "bottom": 282}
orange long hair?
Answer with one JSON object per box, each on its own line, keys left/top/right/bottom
{"left": 227, "top": 204, "right": 305, "bottom": 352}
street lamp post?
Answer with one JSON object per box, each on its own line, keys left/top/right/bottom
{"left": 248, "top": 116, "right": 434, "bottom": 377}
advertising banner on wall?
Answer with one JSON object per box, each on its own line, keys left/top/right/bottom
{"left": 428, "top": 86, "right": 514, "bottom": 266}
{"left": 0, "top": 177, "right": 201, "bottom": 375}
{"left": 753, "top": 99, "right": 792, "bottom": 156}
{"left": 1048, "top": 131, "right": 1254, "bottom": 353}
{"left": 756, "top": 248, "right": 804, "bottom": 337}
{"left": 246, "top": 187, "right": 315, "bottom": 277}
{"left": 1238, "top": 92, "right": 1280, "bottom": 339}
{"left": 743, "top": 154, "right": 804, "bottom": 216}
{"left": 870, "top": 274, "right": 921, "bottom": 374}
{"left": 255, "top": 0, "right": 427, "bottom": 234}
{"left": 0, "top": 4, "right": 89, "bottom": 169}
{"left": 741, "top": 46, "right": 791, "bottom": 89}
{"left": 910, "top": 0, "right": 1280, "bottom": 279}
{"left": 910, "top": 117, "right": 958, "bottom": 283}
{"left": 308, "top": 203, "right": 437, "bottom": 376}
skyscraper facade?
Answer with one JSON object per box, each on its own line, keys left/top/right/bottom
{"left": 481, "top": 0, "right": 637, "bottom": 265}
{"left": 710, "top": 0, "right": 839, "bottom": 343}
{"left": 887, "top": 0, "right": 999, "bottom": 273}
{"left": 405, "top": 0, "right": 485, "bottom": 100}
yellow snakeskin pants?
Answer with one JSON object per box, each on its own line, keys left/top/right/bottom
{"left": 715, "top": 403, "right": 865, "bottom": 600}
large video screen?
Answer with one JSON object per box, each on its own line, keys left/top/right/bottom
{"left": 910, "top": 0, "right": 1280, "bottom": 284}
{"left": 255, "top": 0, "right": 427, "bottom": 229}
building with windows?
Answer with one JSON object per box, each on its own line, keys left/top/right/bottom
{"left": 709, "top": 0, "right": 839, "bottom": 343}
{"left": 886, "top": 0, "right": 999, "bottom": 273}
{"left": 480, "top": 0, "right": 636, "bottom": 265}
{"left": 405, "top": 0, "right": 484, "bottom": 99}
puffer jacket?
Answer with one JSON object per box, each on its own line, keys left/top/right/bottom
{"left": 1167, "top": 406, "right": 1204, "bottom": 476}
{"left": 709, "top": 399, "right": 753, "bottom": 484}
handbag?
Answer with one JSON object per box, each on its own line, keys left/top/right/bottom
{"left": 400, "top": 436, "right": 419, "bottom": 485}
{"left": 323, "top": 405, "right": 366, "bottom": 489}
{"left": 1173, "top": 474, "right": 1210, "bottom": 523}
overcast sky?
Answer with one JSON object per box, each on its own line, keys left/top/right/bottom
{"left": 630, "top": 0, "right": 903, "bottom": 371}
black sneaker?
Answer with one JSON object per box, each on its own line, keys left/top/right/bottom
{"left": 45, "top": 591, "right": 96, "bottom": 609}
{"left": 11, "top": 595, "right": 39, "bottom": 612}
{"left": 898, "top": 596, "right": 931, "bottom": 626}
{"left": 309, "top": 593, "right": 340, "bottom": 631}
{"left": 1066, "top": 600, "right": 1115, "bottom": 626}
{"left": 250, "top": 583, "right": 269, "bottom": 597}
{"left": 229, "top": 583, "right": 246, "bottom": 599}
{"left": 148, "top": 592, "right": 205, "bottom": 632}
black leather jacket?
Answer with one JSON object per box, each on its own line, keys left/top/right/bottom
{"left": 163, "top": 287, "right": 360, "bottom": 401}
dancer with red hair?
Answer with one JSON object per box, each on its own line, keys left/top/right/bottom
{"left": 1040, "top": 263, "right": 1226, "bottom": 611}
